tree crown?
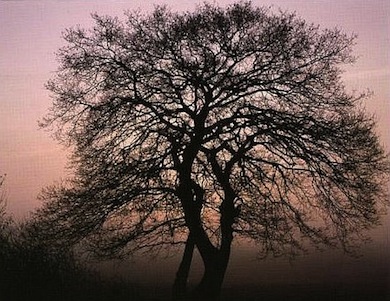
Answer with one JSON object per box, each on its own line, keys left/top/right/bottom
{"left": 36, "top": 2, "right": 389, "bottom": 258}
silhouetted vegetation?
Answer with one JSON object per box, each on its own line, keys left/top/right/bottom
{"left": 0, "top": 177, "right": 144, "bottom": 301}
{"left": 0, "top": 223, "right": 144, "bottom": 301}
{"left": 0, "top": 175, "right": 388, "bottom": 300}
{"left": 6, "top": 2, "right": 390, "bottom": 301}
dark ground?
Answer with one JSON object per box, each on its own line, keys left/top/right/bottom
{"left": 1, "top": 277, "right": 389, "bottom": 301}
{"left": 220, "top": 282, "right": 390, "bottom": 301}
{"left": 108, "top": 281, "right": 390, "bottom": 301}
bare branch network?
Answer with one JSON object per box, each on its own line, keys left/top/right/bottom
{"left": 30, "top": 3, "right": 389, "bottom": 298}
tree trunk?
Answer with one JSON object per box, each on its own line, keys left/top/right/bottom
{"left": 191, "top": 245, "right": 232, "bottom": 301}
{"left": 175, "top": 170, "right": 236, "bottom": 300}
{"left": 172, "top": 233, "right": 195, "bottom": 301}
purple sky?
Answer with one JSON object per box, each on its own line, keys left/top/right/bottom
{"left": 0, "top": 0, "right": 389, "bottom": 254}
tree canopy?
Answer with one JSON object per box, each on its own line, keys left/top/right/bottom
{"left": 32, "top": 1, "right": 389, "bottom": 299}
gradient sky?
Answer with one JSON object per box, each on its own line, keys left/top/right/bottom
{"left": 1, "top": 0, "right": 388, "bottom": 216}
{"left": 1, "top": 0, "right": 389, "bottom": 291}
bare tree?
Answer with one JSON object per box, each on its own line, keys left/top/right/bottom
{"left": 34, "top": 2, "right": 389, "bottom": 300}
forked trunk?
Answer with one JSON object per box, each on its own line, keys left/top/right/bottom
{"left": 191, "top": 247, "right": 231, "bottom": 301}
{"left": 172, "top": 235, "right": 233, "bottom": 301}
{"left": 174, "top": 176, "right": 236, "bottom": 300}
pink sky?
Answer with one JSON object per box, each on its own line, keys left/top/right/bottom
{"left": 1, "top": 0, "right": 389, "bottom": 291}
{"left": 0, "top": 0, "right": 389, "bottom": 232}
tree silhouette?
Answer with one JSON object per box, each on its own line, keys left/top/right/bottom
{"left": 35, "top": 2, "right": 389, "bottom": 300}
